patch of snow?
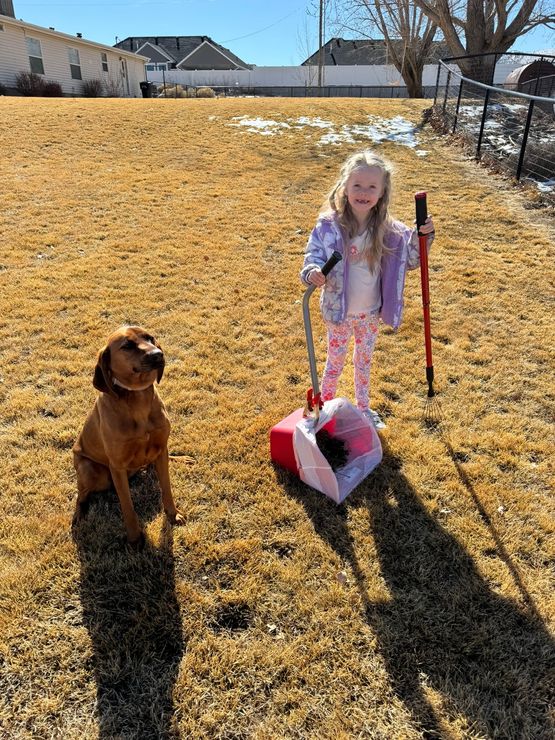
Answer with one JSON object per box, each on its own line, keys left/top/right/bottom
{"left": 458, "top": 105, "right": 483, "bottom": 117}
{"left": 347, "top": 115, "right": 420, "bottom": 148}
{"left": 319, "top": 131, "right": 355, "bottom": 145}
{"left": 229, "top": 113, "right": 423, "bottom": 150}
{"left": 229, "top": 117, "right": 291, "bottom": 135}
{"left": 537, "top": 180, "right": 555, "bottom": 192}
{"left": 294, "top": 116, "right": 335, "bottom": 129}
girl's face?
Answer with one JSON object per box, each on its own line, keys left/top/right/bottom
{"left": 345, "top": 165, "right": 385, "bottom": 225}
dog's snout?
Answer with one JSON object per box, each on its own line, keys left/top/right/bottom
{"left": 146, "top": 348, "right": 164, "bottom": 366}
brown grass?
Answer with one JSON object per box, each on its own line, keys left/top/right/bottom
{"left": 0, "top": 97, "right": 553, "bottom": 739}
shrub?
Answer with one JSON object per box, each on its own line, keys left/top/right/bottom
{"left": 196, "top": 86, "right": 216, "bottom": 98}
{"left": 82, "top": 79, "right": 104, "bottom": 97}
{"left": 42, "top": 80, "right": 63, "bottom": 97}
{"left": 157, "top": 84, "right": 186, "bottom": 98}
{"left": 15, "top": 71, "right": 45, "bottom": 96}
{"left": 104, "top": 77, "right": 122, "bottom": 97}
{"left": 0, "top": 82, "right": 6, "bottom": 95}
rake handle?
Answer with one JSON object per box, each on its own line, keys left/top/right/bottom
{"left": 415, "top": 192, "right": 434, "bottom": 381}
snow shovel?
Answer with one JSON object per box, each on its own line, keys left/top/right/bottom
{"left": 270, "top": 252, "right": 383, "bottom": 503}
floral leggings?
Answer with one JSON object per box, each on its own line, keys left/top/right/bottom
{"left": 321, "top": 312, "right": 380, "bottom": 411}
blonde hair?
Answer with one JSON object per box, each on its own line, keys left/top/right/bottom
{"left": 325, "top": 150, "right": 394, "bottom": 270}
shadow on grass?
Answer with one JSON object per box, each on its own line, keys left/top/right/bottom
{"left": 72, "top": 467, "right": 183, "bottom": 740}
{"left": 279, "top": 446, "right": 555, "bottom": 739}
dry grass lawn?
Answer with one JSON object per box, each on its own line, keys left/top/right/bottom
{"left": 0, "top": 96, "right": 553, "bottom": 740}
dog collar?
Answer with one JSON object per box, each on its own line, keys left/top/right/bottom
{"left": 113, "top": 378, "right": 154, "bottom": 392}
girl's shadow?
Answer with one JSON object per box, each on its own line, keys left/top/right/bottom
{"left": 72, "top": 467, "right": 184, "bottom": 740}
{"left": 279, "top": 447, "right": 555, "bottom": 738}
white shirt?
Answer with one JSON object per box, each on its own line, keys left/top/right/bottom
{"left": 346, "top": 232, "right": 381, "bottom": 316}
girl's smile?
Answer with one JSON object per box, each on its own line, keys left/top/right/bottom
{"left": 345, "top": 165, "right": 385, "bottom": 226}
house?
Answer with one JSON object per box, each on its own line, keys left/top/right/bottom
{"left": 303, "top": 37, "right": 451, "bottom": 66}
{"left": 0, "top": 1, "right": 147, "bottom": 96}
{"left": 114, "top": 36, "right": 250, "bottom": 72}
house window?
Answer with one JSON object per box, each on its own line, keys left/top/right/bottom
{"left": 101, "top": 52, "right": 108, "bottom": 73}
{"left": 26, "top": 37, "right": 44, "bottom": 75}
{"left": 68, "top": 47, "right": 82, "bottom": 80}
{"left": 145, "top": 62, "right": 167, "bottom": 71}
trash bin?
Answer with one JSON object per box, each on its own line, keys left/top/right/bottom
{"left": 139, "top": 81, "right": 152, "bottom": 98}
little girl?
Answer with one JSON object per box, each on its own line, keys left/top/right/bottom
{"left": 300, "top": 150, "right": 435, "bottom": 429}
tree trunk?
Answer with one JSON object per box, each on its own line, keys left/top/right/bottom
{"left": 456, "top": 54, "right": 497, "bottom": 84}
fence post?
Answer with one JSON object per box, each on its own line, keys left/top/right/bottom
{"left": 516, "top": 99, "right": 535, "bottom": 181}
{"left": 534, "top": 57, "right": 544, "bottom": 94}
{"left": 476, "top": 88, "right": 490, "bottom": 158}
{"left": 453, "top": 79, "right": 464, "bottom": 133}
{"left": 442, "top": 69, "right": 451, "bottom": 113}
{"left": 433, "top": 62, "right": 441, "bottom": 105}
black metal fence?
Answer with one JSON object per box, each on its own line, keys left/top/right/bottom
{"left": 152, "top": 82, "right": 439, "bottom": 99}
{"left": 434, "top": 54, "right": 555, "bottom": 200}
{"left": 210, "top": 84, "right": 442, "bottom": 98}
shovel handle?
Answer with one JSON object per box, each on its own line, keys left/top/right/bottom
{"left": 321, "top": 250, "right": 342, "bottom": 276}
{"left": 303, "top": 250, "right": 342, "bottom": 398}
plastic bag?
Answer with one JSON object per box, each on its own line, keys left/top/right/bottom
{"left": 293, "top": 397, "right": 382, "bottom": 503}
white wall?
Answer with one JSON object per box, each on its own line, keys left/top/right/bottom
{"left": 146, "top": 62, "right": 517, "bottom": 89}
{"left": 0, "top": 16, "right": 145, "bottom": 96}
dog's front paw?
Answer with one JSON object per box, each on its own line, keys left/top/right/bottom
{"left": 72, "top": 500, "right": 89, "bottom": 526}
{"left": 126, "top": 530, "right": 146, "bottom": 550}
{"left": 166, "top": 508, "right": 185, "bottom": 526}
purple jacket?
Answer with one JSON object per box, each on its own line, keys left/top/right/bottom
{"left": 300, "top": 213, "right": 432, "bottom": 330}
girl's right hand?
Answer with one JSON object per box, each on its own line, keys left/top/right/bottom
{"left": 308, "top": 268, "right": 326, "bottom": 287}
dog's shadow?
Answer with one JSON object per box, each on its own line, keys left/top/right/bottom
{"left": 279, "top": 446, "right": 555, "bottom": 738}
{"left": 73, "top": 467, "right": 183, "bottom": 739}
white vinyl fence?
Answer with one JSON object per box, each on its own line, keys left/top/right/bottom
{"left": 146, "top": 63, "right": 518, "bottom": 90}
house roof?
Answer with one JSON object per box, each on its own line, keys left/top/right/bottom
{"left": 0, "top": 13, "right": 149, "bottom": 61}
{"left": 302, "top": 37, "right": 451, "bottom": 66}
{"left": 114, "top": 36, "right": 250, "bottom": 69}
{"left": 504, "top": 59, "right": 555, "bottom": 85}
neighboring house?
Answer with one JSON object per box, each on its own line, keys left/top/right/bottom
{"left": 114, "top": 36, "right": 250, "bottom": 72}
{"left": 0, "top": 4, "right": 147, "bottom": 96}
{"left": 303, "top": 37, "right": 451, "bottom": 66}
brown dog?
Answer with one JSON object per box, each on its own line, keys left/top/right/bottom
{"left": 72, "top": 326, "right": 184, "bottom": 544}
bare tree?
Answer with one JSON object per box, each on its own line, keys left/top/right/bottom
{"left": 331, "top": 0, "right": 438, "bottom": 97}
{"left": 304, "top": 1, "right": 334, "bottom": 89}
{"left": 296, "top": 13, "right": 319, "bottom": 87}
{"left": 412, "top": 0, "right": 555, "bottom": 81}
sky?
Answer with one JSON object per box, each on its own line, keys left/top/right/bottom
{"left": 10, "top": 0, "right": 555, "bottom": 67}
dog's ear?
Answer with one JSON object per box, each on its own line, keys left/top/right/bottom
{"left": 155, "top": 338, "right": 164, "bottom": 384}
{"left": 93, "top": 347, "right": 116, "bottom": 396}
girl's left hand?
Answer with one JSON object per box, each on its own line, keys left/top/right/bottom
{"left": 416, "top": 215, "right": 435, "bottom": 236}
